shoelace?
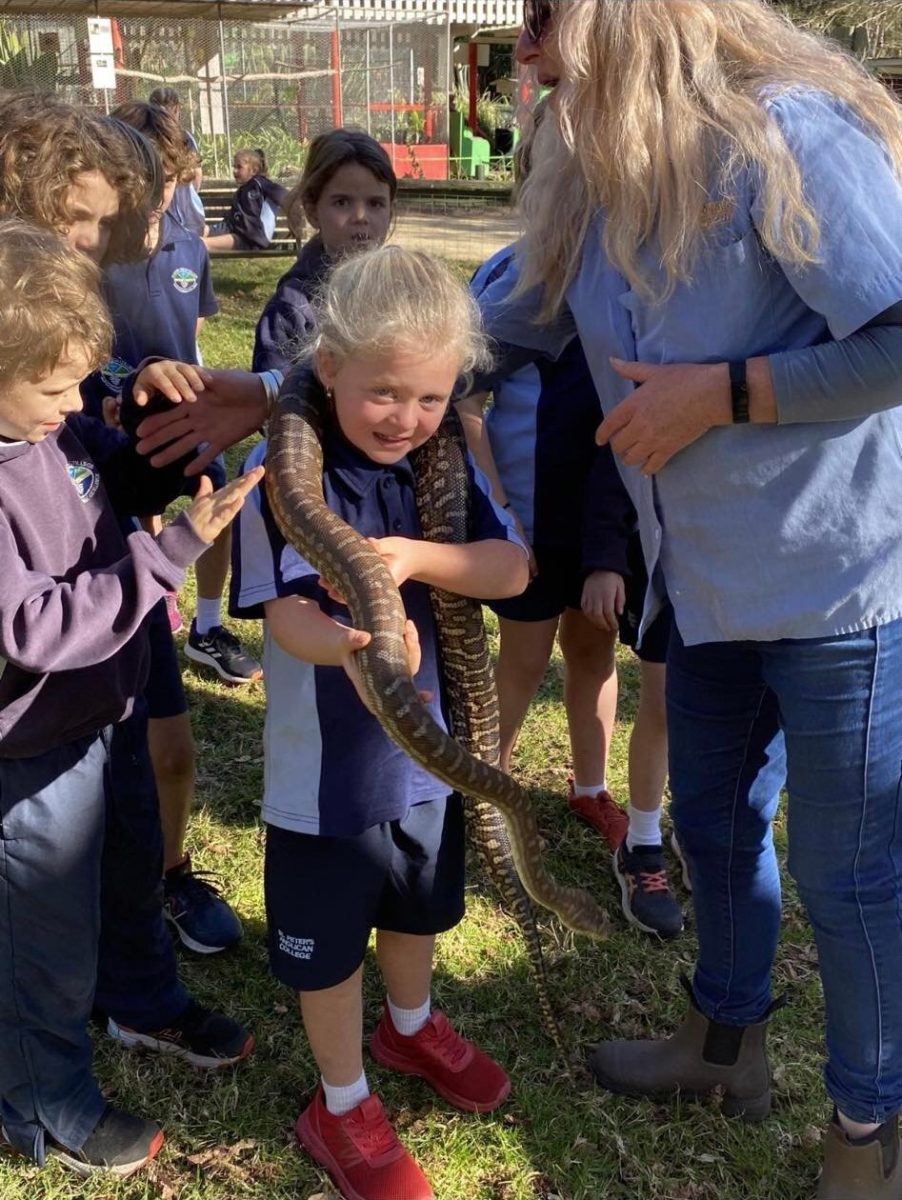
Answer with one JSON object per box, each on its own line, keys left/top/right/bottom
{"left": 421, "top": 1017, "right": 471, "bottom": 1069}
{"left": 168, "top": 866, "right": 226, "bottom": 906}
{"left": 348, "top": 1109, "right": 399, "bottom": 1158}
{"left": 636, "top": 869, "right": 671, "bottom": 894}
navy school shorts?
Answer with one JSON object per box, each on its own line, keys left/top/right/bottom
{"left": 143, "top": 597, "right": 188, "bottom": 720}
{"left": 489, "top": 544, "right": 585, "bottom": 623}
{"left": 264, "top": 794, "right": 466, "bottom": 991}
{"left": 490, "top": 535, "right": 672, "bottom": 665}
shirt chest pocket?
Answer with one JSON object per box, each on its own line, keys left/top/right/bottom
{"left": 619, "top": 226, "right": 778, "bottom": 364}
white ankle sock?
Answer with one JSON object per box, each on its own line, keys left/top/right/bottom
{"left": 322, "top": 1071, "right": 369, "bottom": 1116}
{"left": 195, "top": 597, "right": 222, "bottom": 636}
{"left": 387, "top": 995, "right": 431, "bottom": 1037}
{"left": 626, "top": 804, "right": 663, "bottom": 851}
{"left": 573, "top": 780, "right": 606, "bottom": 798}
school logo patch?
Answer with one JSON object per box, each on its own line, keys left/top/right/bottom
{"left": 171, "top": 266, "right": 199, "bottom": 294}
{"left": 99, "top": 357, "right": 134, "bottom": 395}
{"left": 68, "top": 461, "right": 100, "bottom": 503}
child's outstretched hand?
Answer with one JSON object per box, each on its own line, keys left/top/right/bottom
{"left": 186, "top": 466, "right": 264, "bottom": 544}
{"left": 134, "top": 360, "right": 212, "bottom": 407}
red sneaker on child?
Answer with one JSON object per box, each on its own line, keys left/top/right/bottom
{"left": 567, "top": 779, "right": 628, "bottom": 850}
{"left": 296, "top": 1087, "right": 433, "bottom": 1200}
{"left": 369, "top": 1002, "right": 511, "bottom": 1113}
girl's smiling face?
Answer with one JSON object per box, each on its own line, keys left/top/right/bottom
{"left": 315, "top": 345, "right": 459, "bottom": 464}
{"left": 306, "top": 162, "right": 393, "bottom": 258}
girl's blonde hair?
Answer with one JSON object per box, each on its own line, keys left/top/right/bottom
{"left": 518, "top": 0, "right": 902, "bottom": 315}
{"left": 312, "top": 245, "right": 492, "bottom": 379}
{"left": 0, "top": 217, "right": 111, "bottom": 383}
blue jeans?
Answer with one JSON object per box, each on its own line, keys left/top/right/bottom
{"left": 0, "top": 703, "right": 187, "bottom": 1162}
{"left": 667, "top": 619, "right": 902, "bottom": 1123}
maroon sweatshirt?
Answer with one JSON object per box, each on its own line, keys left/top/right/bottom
{"left": 0, "top": 415, "right": 207, "bottom": 758}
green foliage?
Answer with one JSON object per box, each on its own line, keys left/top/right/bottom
{"left": 195, "top": 128, "right": 308, "bottom": 182}
{"left": 0, "top": 21, "right": 58, "bottom": 92}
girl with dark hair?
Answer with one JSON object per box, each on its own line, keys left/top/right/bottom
{"left": 252, "top": 128, "right": 397, "bottom": 373}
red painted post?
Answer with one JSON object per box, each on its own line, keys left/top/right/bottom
{"left": 330, "top": 27, "right": 343, "bottom": 127}
{"left": 468, "top": 41, "right": 478, "bottom": 132}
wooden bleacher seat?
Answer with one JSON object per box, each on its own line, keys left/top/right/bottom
{"left": 200, "top": 182, "right": 299, "bottom": 257}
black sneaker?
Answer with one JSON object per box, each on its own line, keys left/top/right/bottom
{"left": 613, "top": 843, "right": 684, "bottom": 938}
{"left": 107, "top": 1000, "right": 255, "bottom": 1070}
{"left": 46, "top": 1105, "right": 164, "bottom": 1177}
{"left": 164, "top": 853, "right": 243, "bottom": 953}
{"left": 185, "top": 621, "right": 262, "bottom": 684}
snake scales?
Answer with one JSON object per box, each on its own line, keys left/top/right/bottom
{"left": 266, "top": 367, "right": 610, "bottom": 1049}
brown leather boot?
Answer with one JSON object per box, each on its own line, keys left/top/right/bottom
{"left": 817, "top": 1112, "right": 902, "bottom": 1199}
{"left": 586, "top": 977, "right": 782, "bottom": 1121}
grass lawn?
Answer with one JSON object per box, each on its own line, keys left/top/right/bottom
{"left": 0, "top": 256, "right": 829, "bottom": 1200}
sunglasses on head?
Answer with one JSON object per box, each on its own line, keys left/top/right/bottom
{"left": 523, "top": 0, "right": 553, "bottom": 43}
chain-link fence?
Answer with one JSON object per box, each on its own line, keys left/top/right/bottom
{"left": 0, "top": 5, "right": 453, "bottom": 181}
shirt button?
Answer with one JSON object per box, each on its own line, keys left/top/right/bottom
{"left": 393, "top": 519, "right": 403, "bottom": 531}
{"left": 382, "top": 477, "right": 394, "bottom": 489}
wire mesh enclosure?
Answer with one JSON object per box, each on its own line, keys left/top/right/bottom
{"left": 0, "top": 3, "right": 453, "bottom": 181}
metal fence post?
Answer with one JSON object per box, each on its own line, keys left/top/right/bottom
{"left": 218, "top": 13, "right": 232, "bottom": 168}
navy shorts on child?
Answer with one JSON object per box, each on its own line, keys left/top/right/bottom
{"left": 265, "top": 796, "right": 466, "bottom": 990}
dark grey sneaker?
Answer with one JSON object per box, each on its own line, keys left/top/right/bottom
{"left": 107, "top": 1000, "right": 255, "bottom": 1070}
{"left": 185, "top": 621, "right": 262, "bottom": 684}
{"left": 613, "top": 843, "right": 683, "bottom": 938}
{"left": 47, "top": 1105, "right": 163, "bottom": 1177}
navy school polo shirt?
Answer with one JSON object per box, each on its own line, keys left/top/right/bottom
{"left": 90, "top": 212, "right": 218, "bottom": 407}
{"left": 230, "top": 426, "right": 522, "bottom": 838}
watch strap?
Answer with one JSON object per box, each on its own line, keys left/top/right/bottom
{"left": 729, "top": 359, "right": 750, "bottom": 424}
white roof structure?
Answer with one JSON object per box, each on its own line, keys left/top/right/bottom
{"left": 291, "top": 0, "right": 521, "bottom": 26}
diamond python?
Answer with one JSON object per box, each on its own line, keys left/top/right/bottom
{"left": 265, "top": 367, "right": 611, "bottom": 1047}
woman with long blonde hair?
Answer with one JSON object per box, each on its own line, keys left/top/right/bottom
{"left": 478, "top": 2, "right": 902, "bottom": 1196}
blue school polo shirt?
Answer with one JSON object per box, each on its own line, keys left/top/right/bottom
{"left": 230, "top": 425, "right": 522, "bottom": 838}
{"left": 471, "top": 247, "right": 634, "bottom": 573}
{"left": 478, "top": 89, "right": 902, "bottom": 647}
{"left": 98, "top": 212, "right": 217, "bottom": 397}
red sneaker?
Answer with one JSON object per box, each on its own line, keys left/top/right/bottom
{"left": 369, "top": 1003, "right": 511, "bottom": 1114}
{"left": 567, "top": 780, "right": 628, "bottom": 850}
{"left": 295, "top": 1087, "right": 433, "bottom": 1200}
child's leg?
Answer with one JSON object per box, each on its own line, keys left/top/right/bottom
{"left": 143, "top": 598, "right": 243, "bottom": 951}
{"left": 613, "top": 614, "right": 683, "bottom": 937}
{"left": 0, "top": 734, "right": 110, "bottom": 1157}
{"left": 300, "top": 966, "right": 365, "bottom": 1090}
{"left": 377, "top": 930, "right": 435, "bottom": 1017}
{"left": 148, "top": 712, "right": 194, "bottom": 873}
{"left": 558, "top": 607, "right": 618, "bottom": 790}
{"left": 495, "top": 615, "right": 558, "bottom": 772}
{"left": 96, "top": 705, "right": 190, "bottom": 1032}
{"left": 186, "top": 464, "right": 262, "bottom": 685}
{"left": 626, "top": 660, "right": 668, "bottom": 842}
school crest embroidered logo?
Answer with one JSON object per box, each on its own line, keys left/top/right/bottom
{"left": 100, "top": 357, "right": 134, "bottom": 394}
{"left": 171, "top": 266, "right": 199, "bottom": 294}
{"left": 68, "top": 461, "right": 100, "bottom": 503}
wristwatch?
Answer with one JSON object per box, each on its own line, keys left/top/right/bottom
{"left": 730, "top": 359, "right": 750, "bottom": 424}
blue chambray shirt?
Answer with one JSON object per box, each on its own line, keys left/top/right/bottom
{"left": 480, "top": 90, "right": 902, "bottom": 646}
